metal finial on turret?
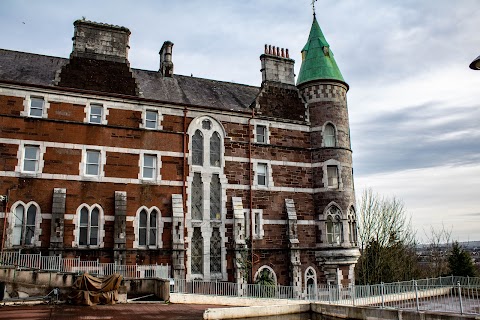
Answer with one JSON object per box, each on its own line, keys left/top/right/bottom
{"left": 311, "top": 0, "right": 317, "bottom": 18}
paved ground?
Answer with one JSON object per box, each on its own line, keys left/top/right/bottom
{"left": 0, "top": 303, "right": 224, "bottom": 320}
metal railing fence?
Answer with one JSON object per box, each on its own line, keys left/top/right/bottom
{"left": 172, "top": 276, "right": 480, "bottom": 316}
{"left": 0, "top": 250, "right": 169, "bottom": 279}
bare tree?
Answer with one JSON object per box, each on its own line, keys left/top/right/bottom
{"left": 421, "top": 225, "right": 452, "bottom": 277}
{"left": 356, "top": 189, "right": 419, "bottom": 284}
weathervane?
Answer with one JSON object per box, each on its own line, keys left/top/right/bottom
{"left": 311, "top": 0, "right": 317, "bottom": 17}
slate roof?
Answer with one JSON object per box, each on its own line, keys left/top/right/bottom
{"left": 0, "top": 49, "right": 259, "bottom": 113}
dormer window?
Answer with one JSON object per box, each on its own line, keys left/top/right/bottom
{"left": 323, "top": 46, "right": 330, "bottom": 57}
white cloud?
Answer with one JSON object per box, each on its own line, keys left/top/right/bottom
{"left": 356, "top": 164, "right": 480, "bottom": 243}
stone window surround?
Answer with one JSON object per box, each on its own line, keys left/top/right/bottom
{"left": 320, "top": 202, "right": 353, "bottom": 246}
{"left": 132, "top": 206, "right": 164, "bottom": 249}
{"left": 186, "top": 115, "right": 228, "bottom": 281}
{"left": 141, "top": 108, "right": 163, "bottom": 130}
{"left": 242, "top": 208, "right": 264, "bottom": 240}
{"left": 253, "top": 160, "right": 274, "bottom": 188}
{"left": 79, "top": 147, "right": 106, "bottom": 179}
{"left": 137, "top": 152, "right": 162, "bottom": 182}
{"left": 304, "top": 266, "right": 318, "bottom": 292}
{"left": 321, "top": 122, "right": 337, "bottom": 147}
{"left": 21, "top": 94, "right": 50, "bottom": 119}
{"left": 16, "top": 142, "right": 46, "bottom": 175}
{"left": 72, "top": 203, "right": 105, "bottom": 248}
{"left": 252, "top": 120, "right": 271, "bottom": 144}
{"left": 84, "top": 101, "right": 109, "bottom": 125}
{"left": 254, "top": 265, "right": 277, "bottom": 285}
{"left": 6, "top": 201, "right": 43, "bottom": 248}
{"left": 322, "top": 159, "right": 343, "bottom": 190}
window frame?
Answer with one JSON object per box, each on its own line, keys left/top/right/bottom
{"left": 327, "top": 165, "right": 339, "bottom": 188}
{"left": 323, "top": 123, "right": 336, "bottom": 147}
{"left": 88, "top": 103, "right": 106, "bottom": 124}
{"left": 29, "top": 96, "right": 45, "bottom": 118}
{"left": 137, "top": 208, "right": 160, "bottom": 248}
{"left": 11, "top": 202, "right": 39, "bottom": 247}
{"left": 255, "top": 124, "right": 267, "bottom": 144}
{"left": 256, "top": 162, "right": 268, "bottom": 187}
{"left": 325, "top": 206, "right": 343, "bottom": 245}
{"left": 75, "top": 204, "right": 104, "bottom": 248}
{"left": 145, "top": 110, "right": 159, "bottom": 130}
{"left": 22, "top": 145, "right": 40, "bottom": 173}
{"left": 142, "top": 154, "right": 157, "bottom": 180}
{"left": 85, "top": 150, "right": 101, "bottom": 176}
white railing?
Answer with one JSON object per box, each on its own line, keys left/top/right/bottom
{"left": 172, "top": 276, "right": 480, "bottom": 316}
{"left": 0, "top": 250, "right": 170, "bottom": 280}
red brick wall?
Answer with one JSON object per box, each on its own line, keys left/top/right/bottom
{"left": 0, "top": 95, "right": 23, "bottom": 116}
{"left": 48, "top": 102, "right": 85, "bottom": 122}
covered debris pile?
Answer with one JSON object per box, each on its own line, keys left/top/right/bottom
{"left": 68, "top": 273, "right": 123, "bottom": 306}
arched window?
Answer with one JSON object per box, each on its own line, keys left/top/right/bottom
{"left": 192, "top": 130, "right": 204, "bottom": 166}
{"left": 191, "top": 172, "right": 203, "bottom": 220}
{"left": 12, "top": 203, "right": 37, "bottom": 246}
{"left": 187, "top": 116, "right": 226, "bottom": 280}
{"left": 210, "top": 174, "right": 221, "bottom": 220}
{"left": 138, "top": 208, "right": 159, "bottom": 247}
{"left": 79, "top": 206, "right": 99, "bottom": 246}
{"left": 305, "top": 267, "right": 317, "bottom": 299}
{"left": 348, "top": 207, "right": 358, "bottom": 245}
{"left": 191, "top": 227, "right": 203, "bottom": 274}
{"left": 254, "top": 266, "right": 277, "bottom": 285}
{"left": 324, "top": 123, "right": 336, "bottom": 147}
{"left": 210, "top": 132, "right": 221, "bottom": 167}
{"left": 210, "top": 228, "right": 221, "bottom": 273}
{"left": 326, "top": 206, "right": 342, "bottom": 245}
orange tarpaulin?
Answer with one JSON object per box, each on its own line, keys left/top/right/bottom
{"left": 68, "top": 273, "right": 123, "bottom": 306}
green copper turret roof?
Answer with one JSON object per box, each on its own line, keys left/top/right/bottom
{"left": 297, "top": 16, "right": 345, "bottom": 86}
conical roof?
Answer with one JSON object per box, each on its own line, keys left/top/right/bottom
{"left": 297, "top": 16, "right": 345, "bottom": 86}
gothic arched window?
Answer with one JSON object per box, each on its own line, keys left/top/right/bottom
{"left": 210, "top": 132, "right": 221, "bottom": 167}
{"left": 326, "top": 206, "right": 342, "bottom": 245}
{"left": 210, "top": 228, "right": 221, "bottom": 273}
{"left": 12, "top": 203, "right": 37, "bottom": 246}
{"left": 79, "top": 206, "right": 100, "bottom": 246}
{"left": 138, "top": 208, "right": 158, "bottom": 246}
{"left": 192, "top": 130, "right": 204, "bottom": 166}
{"left": 348, "top": 207, "right": 358, "bottom": 245}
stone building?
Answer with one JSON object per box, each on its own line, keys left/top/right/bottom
{"left": 0, "top": 16, "right": 360, "bottom": 290}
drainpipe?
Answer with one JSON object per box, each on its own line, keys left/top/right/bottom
{"left": 248, "top": 107, "right": 255, "bottom": 283}
{"left": 183, "top": 107, "right": 188, "bottom": 279}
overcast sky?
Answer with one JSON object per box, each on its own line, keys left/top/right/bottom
{"left": 1, "top": 0, "right": 479, "bottom": 243}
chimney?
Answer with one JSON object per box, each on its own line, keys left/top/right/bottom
{"left": 71, "top": 19, "right": 131, "bottom": 63}
{"left": 260, "top": 44, "right": 295, "bottom": 85}
{"left": 159, "top": 41, "right": 174, "bottom": 77}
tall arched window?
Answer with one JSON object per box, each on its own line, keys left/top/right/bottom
{"left": 75, "top": 204, "right": 104, "bottom": 247}
{"left": 324, "top": 123, "right": 336, "bottom": 147}
{"left": 192, "top": 130, "right": 204, "bottom": 166}
{"left": 188, "top": 116, "right": 226, "bottom": 280}
{"left": 305, "top": 267, "right": 317, "bottom": 299}
{"left": 210, "top": 174, "right": 221, "bottom": 220}
{"left": 326, "top": 206, "right": 342, "bottom": 245}
{"left": 191, "top": 227, "right": 203, "bottom": 274}
{"left": 210, "top": 132, "right": 221, "bottom": 167}
{"left": 12, "top": 203, "right": 37, "bottom": 246}
{"left": 191, "top": 173, "right": 203, "bottom": 220}
{"left": 210, "top": 228, "right": 221, "bottom": 274}
{"left": 79, "top": 206, "right": 99, "bottom": 246}
{"left": 348, "top": 207, "right": 358, "bottom": 245}
{"left": 138, "top": 208, "right": 158, "bottom": 247}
